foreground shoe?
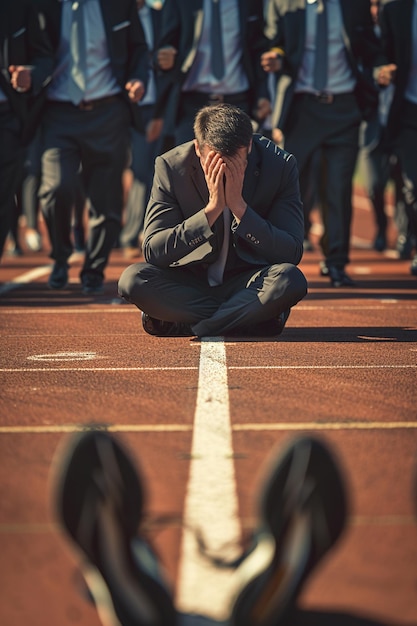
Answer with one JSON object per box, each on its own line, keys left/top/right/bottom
{"left": 51, "top": 430, "right": 177, "bottom": 626}
{"left": 327, "top": 264, "right": 355, "bottom": 288}
{"left": 141, "top": 313, "right": 193, "bottom": 337}
{"left": 82, "top": 272, "right": 104, "bottom": 295}
{"left": 48, "top": 262, "right": 69, "bottom": 289}
{"left": 229, "top": 436, "right": 347, "bottom": 626}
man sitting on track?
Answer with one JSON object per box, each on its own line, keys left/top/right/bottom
{"left": 118, "top": 103, "right": 307, "bottom": 338}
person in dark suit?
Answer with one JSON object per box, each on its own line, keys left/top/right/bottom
{"left": 118, "top": 103, "right": 307, "bottom": 337}
{"left": 261, "top": 0, "right": 395, "bottom": 287}
{"left": 0, "top": 0, "right": 54, "bottom": 261}
{"left": 120, "top": 0, "right": 165, "bottom": 259}
{"left": 148, "top": 0, "right": 271, "bottom": 146}
{"left": 379, "top": 0, "right": 417, "bottom": 276}
{"left": 360, "top": 0, "right": 410, "bottom": 256}
{"left": 38, "top": 0, "right": 149, "bottom": 294}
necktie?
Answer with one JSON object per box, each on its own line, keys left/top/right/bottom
{"left": 211, "top": 0, "right": 225, "bottom": 80}
{"left": 314, "top": 1, "right": 328, "bottom": 92}
{"left": 68, "top": 0, "right": 87, "bottom": 105}
{"left": 207, "top": 208, "right": 231, "bottom": 286}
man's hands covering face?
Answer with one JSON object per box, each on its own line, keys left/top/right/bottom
{"left": 203, "top": 150, "right": 247, "bottom": 226}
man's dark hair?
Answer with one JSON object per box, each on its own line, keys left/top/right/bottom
{"left": 193, "top": 103, "right": 253, "bottom": 156}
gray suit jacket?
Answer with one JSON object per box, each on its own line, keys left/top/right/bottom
{"left": 143, "top": 134, "right": 304, "bottom": 275}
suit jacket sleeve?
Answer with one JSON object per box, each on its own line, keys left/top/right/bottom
{"left": 23, "top": 2, "right": 54, "bottom": 96}
{"left": 143, "top": 153, "right": 216, "bottom": 268}
{"left": 233, "top": 145, "right": 304, "bottom": 266}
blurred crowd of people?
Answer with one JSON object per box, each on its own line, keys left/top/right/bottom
{"left": 1, "top": 0, "right": 416, "bottom": 294}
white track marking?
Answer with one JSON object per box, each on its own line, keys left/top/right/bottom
{"left": 0, "top": 422, "right": 416, "bottom": 435}
{"left": 0, "top": 266, "right": 52, "bottom": 295}
{"left": 0, "top": 425, "right": 193, "bottom": 434}
{"left": 233, "top": 422, "right": 417, "bottom": 431}
{"left": 2, "top": 304, "right": 417, "bottom": 315}
{"left": 176, "top": 338, "right": 241, "bottom": 621}
{"left": 1, "top": 365, "right": 415, "bottom": 373}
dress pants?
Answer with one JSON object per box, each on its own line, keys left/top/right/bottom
{"left": 120, "top": 104, "right": 163, "bottom": 249}
{"left": 0, "top": 103, "right": 25, "bottom": 258}
{"left": 118, "top": 262, "right": 307, "bottom": 336}
{"left": 361, "top": 134, "right": 409, "bottom": 242}
{"left": 39, "top": 97, "right": 130, "bottom": 277}
{"left": 392, "top": 100, "right": 417, "bottom": 241}
{"left": 284, "top": 92, "right": 362, "bottom": 269}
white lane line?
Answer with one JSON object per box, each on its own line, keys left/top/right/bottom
{"left": 2, "top": 305, "right": 417, "bottom": 314}
{"left": 0, "top": 266, "right": 52, "bottom": 295}
{"left": 229, "top": 365, "right": 417, "bottom": 370}
{"left": 233, "top": 422, "right": 417, "bottom": 431}
{"left": 295, "top": 305, "right": 417, "bottom": 310}
{"left": 0, "top": 421, "right": 416, "bottom": 434}
{"left": 176, "top": 338, "right": 241, "bottom": 621}
{"left": 1, "top": 364, "right": 415, "bottom": 373}
{"left": 0, "top": 367, "right": 198, "bottom": 372}
{"left": 0, "top": 424, "right": 193, "bottom": 434}
{"left": 0, "top": 309, "right": 137, "bottom": 314}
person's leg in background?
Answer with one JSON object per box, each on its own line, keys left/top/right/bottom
{"left": 120, "top": 104, "right": 162, "bottom": 259}
{"left": 0, "top": 104, "right": 25, "bottom": 260}
{"left": 22, "top": 130, "right": 43, "bottom": 252}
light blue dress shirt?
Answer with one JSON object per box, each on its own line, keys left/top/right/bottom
{"left": 48, "top": 0, "right": 120, "bottom": 102}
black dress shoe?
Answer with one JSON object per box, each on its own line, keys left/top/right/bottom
{"left": 51, "top": 430, "right": 177, "bottom": 626}
{"left": 327, "top": 265, "right": 355, "bottom": 287}
{"left": 81, "top": 272, "right": 104, "bottom": 294}
{"left": 396, "top": 234, "right": 413, "bottom": 260}
{"left": 303, "top": 238, "right": 314, "bottom": 252}
{"left": 48, "top": 262, "right": 69, "bottom": 289}
{"left": 411, "top": 255, "right": 417, "bottom": 277}
{"left": 229, "top": 436, "right": 347, "bottom": 626}
{"left": 319, "top": 261, "right": 329, "bottom": 276}
{"left": 373, "top": 232, "right": 387, "bottom": 252}
{"left": 141, "top": 312, "right": 194, "bottom": 337}
{"left": 244, "top": 309, "right": 291, "bottom": 337}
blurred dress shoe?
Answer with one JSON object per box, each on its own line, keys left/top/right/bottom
{"left": 48, "top": 262, "right": 69, "bottom": 289}
{"left": 396, "top": 234, "right": 413, "bottom": 260}
{"left": 373, "top": 231, "right": 386, "bottom": 252}
{"left": 327, "top": 265, "right": 355, "bottom": 288}
{"left": 81, "top": 272, "right": 104, "bottom": 295}
{"left": 229, "top": 436, "right": 347, "bottom": 626}
{"left": 319, "top": 261, "right": 329, "bottom": 276}
{"left": 51, "top": 430, "right": 177, "bottom": 626}
{"left": 411, "top": 255, "right": 417, "bottom": 277}
{"left": 141, "top": 312, "right": 194, "bottom": 337}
